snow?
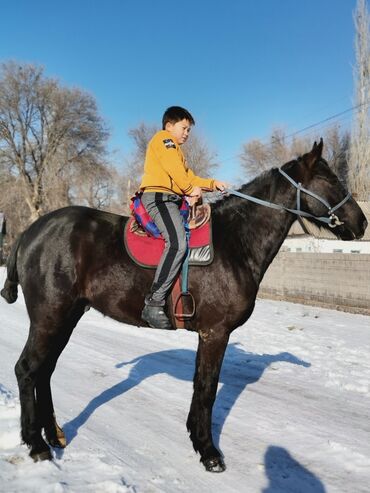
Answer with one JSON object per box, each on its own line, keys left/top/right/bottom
{"left": 0, "top": 266, "right": 370, "bottom": 492}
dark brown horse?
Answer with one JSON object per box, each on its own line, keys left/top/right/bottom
{"left": 1, "top": 141, "right": 367, "bottom": 472}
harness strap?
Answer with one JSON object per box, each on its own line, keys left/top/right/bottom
{"left": 174, "top": 228, "right": 195, "bottom": 322}
{"left": 330, "top": 192, "right": 352, "bottom": 214}
{"left": 278, "top": 168, "right": 351, "bottom": 225}
{"left": 181, "top": 231, "right": 190, "bottom": 293}
{"left": 278, "top": 169, "right": 332, "bottom": 210}
{"left": 224, "top": 167, "right": 351, "bottom": 228}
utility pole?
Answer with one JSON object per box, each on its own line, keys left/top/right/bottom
{"left": 349, "top": 0, "right": 370, "bottom": 200}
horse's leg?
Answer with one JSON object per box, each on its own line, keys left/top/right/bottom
{"left": 15, "top": 301, "right": 85, "bottom": 460}
{"left": 15, "top": 325, "right": 55, "bottom": 460}
{"left": 36, "top": 300, "right": 87, "bottom": 450}
{"left": 37, "top": 370, "right": 66, "bottom": 449}
{"left": 187, "top": 330, "right": 230, "bottom": 472}
{"left": 36, "top": 341, "right": 70, "bottom": 449}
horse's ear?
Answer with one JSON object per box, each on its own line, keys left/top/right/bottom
{"left": 305, "top": 138, "right": 324, "bottom": 168}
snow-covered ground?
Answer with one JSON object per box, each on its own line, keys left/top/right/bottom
{"left": 1, "top": 266, "right": 369, "bottom": 493}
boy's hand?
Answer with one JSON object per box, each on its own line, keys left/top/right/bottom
{"left": 187, "top": 186, "right": 202, "bottom": 206}
{"left": 214, "top": 180, "right": 229, "bottom": 191}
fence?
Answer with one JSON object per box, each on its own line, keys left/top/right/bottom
{"left": 259, "top": 252, "right": 370, "bottom": 315}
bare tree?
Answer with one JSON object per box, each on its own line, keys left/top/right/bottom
{"left": 269, "top": 128, "right": 290, "bottom": 167}
{"left": 240, "top": 126, "right": 350, "bottom": 183}
{"left": 182, "top": 132, "right": 218, "bottom": 178}
{"left": 240, "top": 128, "right": 310, "bottom": 178}
{"left": 348, "top": 0, "right": 370, "bottom": 199}
{"left": 128, "top": 122, "right": 158, "bottom": 164}
{"left": 0, "top": 172, "right": 30, "bottom": 252}
{"left": 325, "top": 125, "right": 350, "bottom": 185}
{"left": 290, "top": 135, "right": 314, "bottom": 158}
{"left": 240, "top": 138, "right": 271, "bottom": 177}
{"left": 0, "top": 61, "right": 109, "bottom": 221}
{"left": 124, "top": 122, "right": 158, "bottom": 197}
{"left": 70, "top": 161, "right": 118, "bottom": 210}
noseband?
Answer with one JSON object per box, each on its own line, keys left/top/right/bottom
{"left": 226, "top": 168, "right": 351, "bottom": 228}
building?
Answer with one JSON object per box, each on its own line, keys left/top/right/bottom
{"left": 283, "top": 201, "right": 370, "bottom": 254}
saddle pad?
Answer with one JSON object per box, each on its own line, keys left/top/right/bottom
{"left": 124, "top": 217, "right": 213, "bottom": 268}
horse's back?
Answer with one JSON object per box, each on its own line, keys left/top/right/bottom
{"left": 17, "top": 206, "right": 128, "bottom": 304}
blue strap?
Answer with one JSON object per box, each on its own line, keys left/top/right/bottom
{"left": 181, "top": 249, "right": 190, "bottom": 293}
{"left": 181, "top": 227, "right": 191, "bottom": 293}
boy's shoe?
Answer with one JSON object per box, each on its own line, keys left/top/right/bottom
{"left": 141, "top": 303, "right": 175, "bottom": 330}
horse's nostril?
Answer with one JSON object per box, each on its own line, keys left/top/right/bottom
{"left": 363, "top": 218, "right": 368, "bottom": 232}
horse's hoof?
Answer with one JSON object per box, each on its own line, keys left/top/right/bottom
{"left": 203, "top": 457, "right": 226, "bottom": 472}
{"left": 47, "top": 436, "right": 67, "bottom": 448}
{"left": 45, "top": 421, "right": 67, "bottom": 448}
{"left": 31, "top": 449, "right": 52, "bottom": 462}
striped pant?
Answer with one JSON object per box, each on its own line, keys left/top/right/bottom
{"left": 141, "top": 192, "right": 187, "bottom": 304}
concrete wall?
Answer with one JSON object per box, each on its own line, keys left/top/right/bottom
{"left": 259, "top": 252, "right": 370, "bottom": 314}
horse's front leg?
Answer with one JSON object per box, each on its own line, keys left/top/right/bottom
{"left": 187, "top": 329, "right": 229, "bottom": 472}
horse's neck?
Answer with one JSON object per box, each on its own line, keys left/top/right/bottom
{"left": 216, "top": 170, "right": 298, "bottom": 285}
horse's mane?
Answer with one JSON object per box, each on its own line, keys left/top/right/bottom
{"left": 211, "top": 165, "right": 286, "bottom": 215}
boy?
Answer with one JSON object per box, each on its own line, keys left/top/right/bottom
{"left": 140, "top": 106, "right": 227, "bottom": 330}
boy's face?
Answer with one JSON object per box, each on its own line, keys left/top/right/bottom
{"left": 165, "top": 119, "right": 192, "bottom": 145}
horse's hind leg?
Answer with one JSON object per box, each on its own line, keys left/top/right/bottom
{"left": 36, "top": 328, "right": 75, "bottom": 449}
{"left": 38, "top": 374, "right": 67, "bottom": 450}
{"left": 187, "top": 329, "right": 229, "bottom": 472}
{"left": 15, "top": 300, "right": 86, "bottom": 460}
{"left": 36, "top": 360, "right": 68, "bottom": 450}
{"left": 15, "top": 325, "right": 55, "bottom": 460}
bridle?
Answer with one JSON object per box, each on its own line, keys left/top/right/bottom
{"left": 225, "top": 167, "right": 352, "bottom": 228}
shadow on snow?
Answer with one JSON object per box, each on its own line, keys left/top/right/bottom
{"left": 60, "top": 343, "right": 310, "bottom": 453}
{"left": 263, "top": 446, "right": 326, "bottom": 493}
{"left": 58, "top": 345, "right": 325, "bottom": 488}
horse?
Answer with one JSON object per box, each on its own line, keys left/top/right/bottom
{"left": 1, "top": 140, "right": 367, "bottom": 472}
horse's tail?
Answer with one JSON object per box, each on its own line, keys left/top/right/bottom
{"left": 1, "top": 234, "right": 22, "bottom": 304}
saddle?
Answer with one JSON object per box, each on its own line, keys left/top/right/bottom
{"left": 129, "top": 202, "right": 211, "bottom": 235}
{"left": 125, "top": 202, "right": 213, "bottom": 268}
{"left": 124, "top": 202, "right": 213, "bottom": 330}
{"left": 188, "top": 202, "right": 211, "bottom": 230}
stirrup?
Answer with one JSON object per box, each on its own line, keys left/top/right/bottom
{"left": 174, "top": 291, "right": 196, "bottom": 320}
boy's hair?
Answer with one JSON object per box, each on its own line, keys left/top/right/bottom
{"left": 162, "top": 106, "right": 195, "bottom": 130}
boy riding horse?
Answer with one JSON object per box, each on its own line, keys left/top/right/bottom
{"left": 139, "top": 106, "right": 227, "bottom": 330}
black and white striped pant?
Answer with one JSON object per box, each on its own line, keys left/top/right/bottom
{"left": 141, "top": 192, "right": 187, "bottom": 304}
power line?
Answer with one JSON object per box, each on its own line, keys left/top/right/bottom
{"left": 218, "top": 98, "right": 370, "bottom": 166}
{"left": 283, "top": 100, "right": 369, "bottom": 140}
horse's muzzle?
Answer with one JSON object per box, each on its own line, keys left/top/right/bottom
{"left": 340, "top": 217, "right": 368, "bottom": 241}
{"left": 358, "top": 218, "right": 368, "bottom": 239}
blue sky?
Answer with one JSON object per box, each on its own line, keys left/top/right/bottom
{"left": 0, "top": 0, "right": 360, "bottom": 183}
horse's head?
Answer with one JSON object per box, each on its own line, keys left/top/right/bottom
{"left": 281, "top": 139, "right": 367, "bottom": 240}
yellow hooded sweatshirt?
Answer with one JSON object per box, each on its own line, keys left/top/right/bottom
{"left": 140, "top": 130, "right": 215, "bottom": 195}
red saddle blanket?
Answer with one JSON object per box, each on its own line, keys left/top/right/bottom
{"left": 124, "top": 217, "right": 212, "bottom": 268}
